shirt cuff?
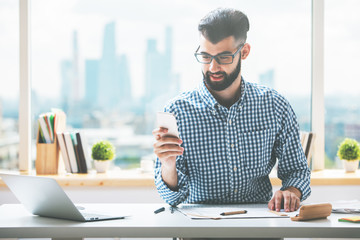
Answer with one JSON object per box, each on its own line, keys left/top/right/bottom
{"left": 280, "top": 176, "right": 311, "bottom": 201}
{"left": 154, "top": 167, "right": 189, "bottom": 206}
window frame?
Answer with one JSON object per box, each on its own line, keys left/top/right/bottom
{"left": 18, "top": 0, "right": 326, "bottom": 172}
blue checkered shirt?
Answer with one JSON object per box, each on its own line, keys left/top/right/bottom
{"left": 154, "top": 78, "right": 311, "bottom": 206}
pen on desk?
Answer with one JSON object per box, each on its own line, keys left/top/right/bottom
{"left": 269, "top": 210, "right": 288, "bottom": 217}
{"left": 154, "top": 207, "right": 165, "bottom": 214}
{"left": 220, "top": 210, "right": 247, "bottom": 216}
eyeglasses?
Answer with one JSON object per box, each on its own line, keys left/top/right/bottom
{"left": 194, "top": 44, "right": 244, "bottom": 65}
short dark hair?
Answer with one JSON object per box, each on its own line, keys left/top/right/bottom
{"left": 198, "top": 8, "right": 250, "bottom": 44}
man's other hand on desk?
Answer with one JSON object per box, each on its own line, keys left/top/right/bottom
{"left": 268, "top": 187, "right": 302, "bottom": 212}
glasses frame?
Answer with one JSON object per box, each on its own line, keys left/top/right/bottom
{"left": 194, "top": 44, "right": 244, "bottom": 65}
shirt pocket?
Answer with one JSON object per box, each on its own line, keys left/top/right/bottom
{"left": 240, "top": 128, "right": 274, "bottom": 172}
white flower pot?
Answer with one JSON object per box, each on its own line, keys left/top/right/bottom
{"left": 94, "top": 160, "right": 111, "bottom": 173}
{"left": 342, "top": 159, "right": 359, "bottom": 172}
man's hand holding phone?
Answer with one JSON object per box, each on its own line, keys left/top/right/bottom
{"left": 152, "top": 112, "right": 183, "bottom": 190}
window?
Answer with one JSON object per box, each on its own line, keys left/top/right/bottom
{"left": 324, "top": 0, "right": 360, "bottom": 168}
{"left": 0, "top": 0, "right": 19, "bottom": 170}
{"left": 28, "top": 0, "right": 312, "bottom": 171}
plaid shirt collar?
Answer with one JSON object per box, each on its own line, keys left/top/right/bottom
{"left": 198, "top": 76, "right": 247, "bottom": 110}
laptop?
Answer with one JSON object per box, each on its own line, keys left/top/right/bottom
{"left": 0, "top": 173, "right": 126, "bottom": 222}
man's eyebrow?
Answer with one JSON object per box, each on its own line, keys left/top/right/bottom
{"left": 199, "top": 50, "right": 233, "bottom": 55}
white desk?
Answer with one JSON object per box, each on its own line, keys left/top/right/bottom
{"left": 0, "top": 203, "right": 359, "bottom": 239}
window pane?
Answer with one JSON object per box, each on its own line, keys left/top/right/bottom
{"left": 324, "top": 0, "right": 360, "bottom": 169}
{"left": 31, "top": 0, "right": 311, "bottom": 171}
{"left": 0, "top": 0, "right": 19, "bottom": 170}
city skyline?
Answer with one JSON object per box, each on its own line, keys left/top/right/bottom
{"left": 1, "top": 0, "right": 360, "bottom": 170}
{"left": 2, "top": 0, "right": 360, "bottom": 99}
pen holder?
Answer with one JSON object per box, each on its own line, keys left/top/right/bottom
{"left": 36, "top": 130, "right": 60, "bottom": 175}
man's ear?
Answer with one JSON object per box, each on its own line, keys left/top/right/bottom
{"left": 241, "top": 43, "right": 251, "bottom": 60}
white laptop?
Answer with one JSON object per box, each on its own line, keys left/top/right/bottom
{"left": 0, "top": 173, "right": 126, "bottom": 222}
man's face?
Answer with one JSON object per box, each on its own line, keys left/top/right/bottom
{"left": 199, "top": 35, "right": 243, "bottom": 92}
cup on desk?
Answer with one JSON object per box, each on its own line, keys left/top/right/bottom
{"left": 140, "top": 158, "right": 154, "bottom": 173}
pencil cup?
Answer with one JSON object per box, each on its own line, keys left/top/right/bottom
{"left": 36, "top": 130, "right": 60, "bottom": 175}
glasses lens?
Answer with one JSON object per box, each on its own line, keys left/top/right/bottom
{"left": 216, "top": 55, "right": 233, "bottom": 64}
{"left": 196, "top": 54, "right": 212, "bottom": 63}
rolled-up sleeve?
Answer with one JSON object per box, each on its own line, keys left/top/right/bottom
{"left": 154, "top": 156, "right": 189, "bottom": 206}
{"left": 154, "top": 105, "right": 190, "bottom": 206}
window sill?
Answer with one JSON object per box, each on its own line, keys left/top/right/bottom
{"left": 1, "top": 169, "right": 360, "bottom": 187}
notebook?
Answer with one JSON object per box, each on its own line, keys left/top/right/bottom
{"left": 0, "top": 173, "right": 126, "bottom": 222}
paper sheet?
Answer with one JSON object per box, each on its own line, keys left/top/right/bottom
{"left": 331, "top": 200, "right": 360, "bottom": 214}
{"left": 176, "top": 204, "right": 298, "bottom": 220}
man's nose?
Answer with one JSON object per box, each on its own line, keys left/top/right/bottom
{"left": 209, "top": 58, "right": 221, "bottom": 72}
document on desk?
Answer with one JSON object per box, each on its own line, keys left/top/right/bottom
{"left": 331, "top": 200, "right": 360, "bottom": 214}
{"left": 177, "top": 204, "right": 298, "bottom": 220}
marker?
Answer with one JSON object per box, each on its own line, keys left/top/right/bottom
{"left": 220, "top": 210, "right": 247, "bottom": 216}
{"left": 154, "top": 207, "right": 165, "bottom": 214}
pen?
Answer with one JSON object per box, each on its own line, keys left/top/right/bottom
{"left": 154, "top": 207, "right": 165, "bottom": 214}
{"left": 220, "top": 210, "right": 247, "bottom": 216}
{"left": 269, "top": 210, "right": 288, "bottom": 217}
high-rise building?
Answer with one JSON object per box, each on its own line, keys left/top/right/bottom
{"left": 145, "top": 26, "right": 178, "bottom": 102}
{"left": 85, "top": 59, "right": 99, "bottom": 106}
{"left": 72, "top": 31, "right": 81, "bottom": 102}
{"left": 97, "top": 22, "right": 132, "bottom": 111}
{"left": 116, "top": 54, "right": 132, "bottom": 109}
{"left": 60, "top": 60, "right": 72, "bottom": 113}
{"left": 143, "top": 26, "right": 180, "bottom": 134}
{"left": 60, "top": 31, "right": 82, "bottom": 112}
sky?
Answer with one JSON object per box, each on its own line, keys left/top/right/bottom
{"left": 0, "top": 0, "right": 360, "bottom": 101}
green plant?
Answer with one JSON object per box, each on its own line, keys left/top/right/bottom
{"left": 337, "top": 138, "right": 360, "bottom": 161}
{"left": 91, "top": 140, "right": 115, "bottom": 161}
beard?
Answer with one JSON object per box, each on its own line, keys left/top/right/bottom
{"left": 203, "top": 58, "right": 241, "bottom": 92}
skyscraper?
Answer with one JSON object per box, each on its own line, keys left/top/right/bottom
{"left": 60, "top": 60, "right": 72, "bottom": 113}
{"left": 85, "top": 59, "right": 99, "bottom": 106}
{"left": 60, "top": 31, "right": 82, "bottom": 112}
{"left": 72, "top": 31, "right": 81, "bottom": 102}
{"left": 97, "top": 22, "right": 132, "bottom": 111}
{"left": 145, "top": 26, "right": 177, "bottom": 102}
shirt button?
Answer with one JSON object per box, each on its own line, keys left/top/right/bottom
{"left": 231, "top": 144, "right": 234, "bottom": 148}
{"left": 229, "top": 120, "right": 232, "bottom": 125}
{"left": 234, "top": 167, "right": 237, "bottom": 171}
{"left": 234, "top": 189, "right": 238, "bottom": 193}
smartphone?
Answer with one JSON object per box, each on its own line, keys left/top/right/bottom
{"left": 156, "top": 112, "right": 180, "bottom": 138}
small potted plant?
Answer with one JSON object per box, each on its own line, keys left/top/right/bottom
{"left": 91, "top": 140, "right": 115, "bottom": 173}
{"left": 337, "top": 138, "right": 360, "bottom": 172}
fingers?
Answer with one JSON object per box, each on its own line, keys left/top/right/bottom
{"left": 153, "top": 136, "right": 182, "bottom": 148}
{"left": 269, "top": 190, "right": 301, "bottom": 212}
{"left": 152, "top": 127, "right": 168, "bottom": 140}
{"left": 268, "top": 197, "right": 275, "bottom": 210}
{"left": 274, "top": 191, "right": 283, "bottom": 212}
{"left": 154, "top": 144, "right": 184, "bottom": 157}
{"left": 285, "top": 192, "right": 300, "bottom": 212}
{"left": 153, "top": 128, "right": 184, "bottom": 162}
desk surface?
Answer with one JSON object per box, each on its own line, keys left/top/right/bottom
{"left": 0, "top": 203, "right": 359, "bottom": 239}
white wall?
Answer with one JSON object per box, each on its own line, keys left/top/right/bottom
{"left": 1, "top": 185, "right": 360, "bottom": 205}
